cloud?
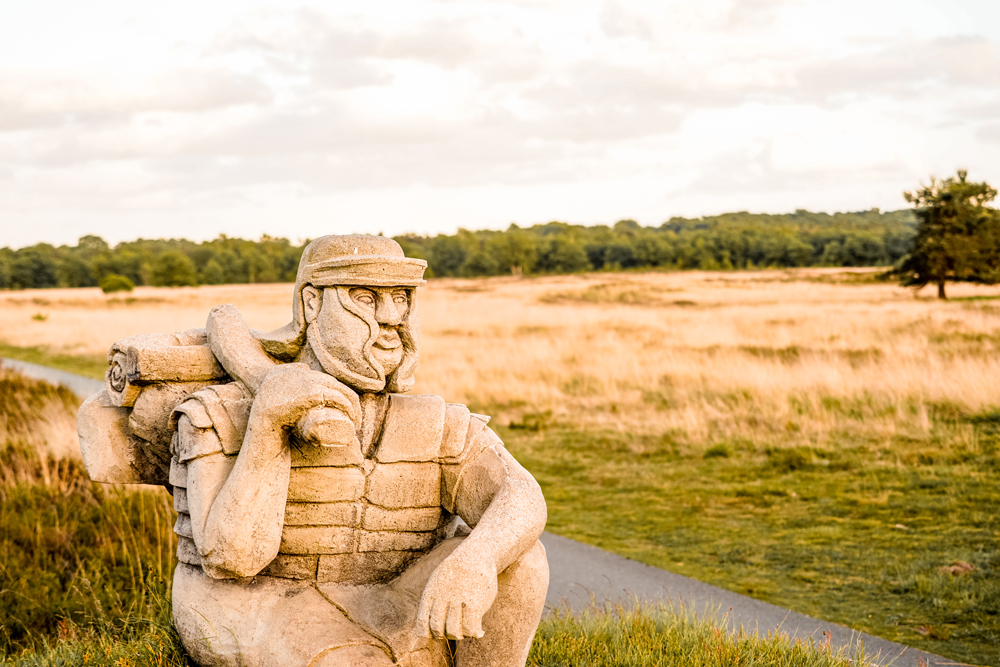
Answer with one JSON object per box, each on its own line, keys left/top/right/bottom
{"left": 978, "top": 123, "right": 1000, "bottom": 143}
{"left": 0, "top": 68, "right": 272, "bottom": 131}
{"left": 600, "top": 2, "right": 654, "bottom": 40}
{"left": 2, "top": 0, "right": 999, "bottom": 247}
{"left": 794, "top": 35, "right": 1000, "bottom": 104}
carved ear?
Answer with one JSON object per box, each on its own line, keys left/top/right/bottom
{"left": 302, "top": 285, "right": 321, "bottom": 323}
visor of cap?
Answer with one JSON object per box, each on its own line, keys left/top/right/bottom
{"left": 307, "top": 255, "right": 427, "bottom": 287}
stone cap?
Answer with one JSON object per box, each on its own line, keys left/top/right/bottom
{"left": 301, "top": 235, "right": 426, "bottom": 288}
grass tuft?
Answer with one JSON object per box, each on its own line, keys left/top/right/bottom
{"left": 529, "top": 603, "right": 866, "bottom": 667}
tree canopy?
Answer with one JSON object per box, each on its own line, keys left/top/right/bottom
{"left": 0, "top": 208, "right": 917, "bottom": 290}
{"left": 895, "top": 170, "right": 1000, "bottom": 299}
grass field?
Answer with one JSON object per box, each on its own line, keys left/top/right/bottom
{"left": 1, "top": 268, "right": 999, "bottom": 664}
{"left": 0, "top": 368, "right": 865, "bottom": 667}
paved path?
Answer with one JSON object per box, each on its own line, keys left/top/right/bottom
{"left": 4, "top": 358, "right": 957, "bottom": 667}
{"left": 542, "top": 533, "right": 953, "bottom": 667}
{"left": 1, "top": 357, "right": 105, "bottom": 398}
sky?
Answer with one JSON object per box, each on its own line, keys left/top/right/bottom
{"left": 2, "top": 0, "right": 1000, "bottom": 248}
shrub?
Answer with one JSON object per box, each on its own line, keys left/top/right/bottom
{"left": 99, "top": 274, "right": 134, "bottom": 294}
{"left": 704, "top": 444, "right": 730, "bottom": 459}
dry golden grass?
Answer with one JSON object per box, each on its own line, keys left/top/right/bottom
{"left": 3, "top": 269, "right": 1000, "bottom": 450}
{"left": 0, "top": 366, "right": 81, "bottom": 466}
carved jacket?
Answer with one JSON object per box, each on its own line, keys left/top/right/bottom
{"left": 168, "top": 382, "right": 499, "bottom": 585}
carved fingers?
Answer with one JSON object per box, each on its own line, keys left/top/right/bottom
{"left": 416, "top": 551, "right": 497, "bottom": 641}
{"left": 419, "top": 596, "right": 487, "bottom": 641}
{"left": 251, "top": 364, "right": 361, "bottom": 430}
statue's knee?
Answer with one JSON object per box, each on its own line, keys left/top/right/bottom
{"left": 511, "top": 540, "right": 548, "bottom": 581}
{"left": 310, "top": 644, "right": 394, "bottom": 667}
{"left": 498, "top": 539, "right": 548, "bottom": 599}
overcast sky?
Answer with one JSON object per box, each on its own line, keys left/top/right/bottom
{"left": 3, "top": 0, "right": 999, "bottom": 248}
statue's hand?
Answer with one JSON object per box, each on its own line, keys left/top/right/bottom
{"left": 251, "top": 364, "right": 360, "bottom": 432}
{"left": 416, "top": 547, "right": 498, "bottom": 640}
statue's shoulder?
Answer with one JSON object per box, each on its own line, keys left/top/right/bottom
{"left": 379, "top": 394, "right": 491, "bottom": 463}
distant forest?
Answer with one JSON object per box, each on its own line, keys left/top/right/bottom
{"left": 0, "top": 209, "right": 915, "bottom": 289}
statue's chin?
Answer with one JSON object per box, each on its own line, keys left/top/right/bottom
{"left": 370, "top": 346, "right": 403, "bottom": 378}
{"left": 306, "top": 330, "right": 387, "bottom": 394}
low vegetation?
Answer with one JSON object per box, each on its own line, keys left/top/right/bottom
{"left": 529, "top": 604, "right": 865, "bottom": 667}
{"left": 0, "top": 366, "right": 871, "bottom": 666}
{"left": 0, "top": 368, "right": 176, "bottom": 655}
{"left": 503, "top": 420, "right": 999, "bottom": 665}
{"left": 3, "top": 270, "right": 999, "bottom": 664}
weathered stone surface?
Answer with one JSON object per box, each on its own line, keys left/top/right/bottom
{"left": 365, "top": 462, "right": 441, "bottom": 508}
{"left": 284, "top": 501, "right": 357, "bottom": 526}
{"left": 168, "top": 458, "right": 187, "bottom": 487}
{"left": 362, "top": 505, "right": 442, "bottom": 532}
{"left": 377, "top": 394, "right": 445, "bottom": 462}
{"left": 129, "top": 381, "right": 216, "bottom": 454}
{"left": 317, "top": 550, "right": 418, "bottom": 585}
{"left": 177, "top": 535, "right": 201, "bottom": 566}
{"left": 78, "top": 390, "right": 166, "bottom": 484}
{"left": 173, "top": 486, "right": 188, "bottom": 513}
{"left": 359, "top": 530, "right": 438, "bottom": 553}
{"left": 290, "top": 440, "right": 363, "bottom": 467}
{"left": 259, "top": 554, "right": 318, "bottom": 580}
{"left": 174, "top": 513, "right": 193, "bottom": 539}
{"left": 280, "top": 525, "right": 355, "bottom": 555}
{"left": 126, "top": 344, "right": 226, "bottom": 384}
{"left": 287, "top": 467, "right": 365, "bottom": 503}
{"left": 78, "top": 235, "right": 549, "bottom": 667}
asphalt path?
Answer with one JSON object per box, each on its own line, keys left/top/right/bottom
{"left": 2, "top": 357, "right": 106, "bottom": 398}
{"left": 3, "top": 357, "right": 957, "bottom": 666}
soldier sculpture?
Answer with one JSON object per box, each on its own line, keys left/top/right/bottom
{"left": 77, "top": 235, "right": 549, "bottom": 667}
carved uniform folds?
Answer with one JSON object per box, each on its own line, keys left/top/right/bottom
{"left": 167, "top": 384, "right": 525, "bottom": 667}
{"left": 170, "top": 388, "right": 493, "bottom": 584}
{"left": 79, "top": 236, "right": 549, "bottom": 667}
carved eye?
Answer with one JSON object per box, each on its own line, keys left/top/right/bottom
{"left": 392, "top": 290, "right": 409, "bottom": 305}
{"left": 351, "top": 289, "right": 376, "bottom": 308}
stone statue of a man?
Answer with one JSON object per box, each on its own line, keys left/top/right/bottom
{"left": 78, "top": 235, "right": 548, "bottom": 667}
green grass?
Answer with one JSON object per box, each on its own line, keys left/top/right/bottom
{"left": 0, "top": 448, "right": 176, "bottom": 654}
{"left": 529, "top": 603, "right": 863, "bottom": 667}
{"left": 1, "top": 371, "right": 867, "bottom": 667}
{"left": 2, "top": 601, "right": 187, "bottom": 667}
{"left": 0, "top": 342, "right": 107, "bottom": 380}
{"left": 500, "top": 420, "right": 1000, "bottom": 666}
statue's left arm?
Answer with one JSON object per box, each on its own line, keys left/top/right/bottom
{"left": 417, "top": 424, "right": 546, "bottom": 640}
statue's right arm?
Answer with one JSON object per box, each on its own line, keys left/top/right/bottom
{"left": 181, "top": 364, "right": 360, "bottom": 579}
{"left": 179, "top": 404, "right": 291, "bottom": 579}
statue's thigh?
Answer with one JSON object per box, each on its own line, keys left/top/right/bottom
{"left": 173, "top": 564, "right": 386, "bottom": 667}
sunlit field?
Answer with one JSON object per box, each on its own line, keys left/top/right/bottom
{"left": 4, "top": 268, "right": 1000, "bottom": 439}
{"left": 3, "top": 269, "right": 1000, "bottom": 664}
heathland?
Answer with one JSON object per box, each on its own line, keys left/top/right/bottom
{"left": 1, "top": 268, "right": 998, "bottom": 665}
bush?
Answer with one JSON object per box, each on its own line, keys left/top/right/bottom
{"left": 98, "top": 274, "right": 134, "bottom": 294}
{"left": 703, "top": 443, "right": 730, "bottom": 459}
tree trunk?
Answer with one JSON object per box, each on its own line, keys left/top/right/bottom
{"left": 937, "top": 278, "right": 947, "bottom": 300}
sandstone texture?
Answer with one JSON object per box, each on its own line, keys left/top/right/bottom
{"left": 78, "top": 235, "right": 548, "bottom": 667}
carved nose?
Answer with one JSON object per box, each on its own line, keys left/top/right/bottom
{"left": 375, "top": 293, "right": 403, "bottom": 325}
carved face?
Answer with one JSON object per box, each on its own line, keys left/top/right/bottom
{"left": 302, "top": 284, "right": 417, "bottom": 393}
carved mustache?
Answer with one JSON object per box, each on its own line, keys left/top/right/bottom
{"left": 374, "top": 327, "right": 402, "bottom": 350}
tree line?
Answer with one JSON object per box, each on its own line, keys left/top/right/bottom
{"left": 0, "top": 209, "right": 919, "bottom": 290}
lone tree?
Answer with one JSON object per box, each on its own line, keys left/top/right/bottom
{"left": 897, "top": 170, "right": 1000, "bottom": 299}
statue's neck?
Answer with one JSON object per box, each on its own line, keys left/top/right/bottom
{"left": 293, "top": 341, "right": 326, "bottom": 374}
